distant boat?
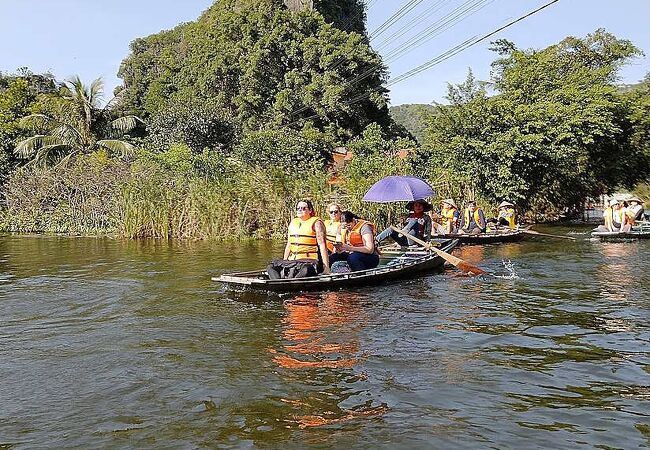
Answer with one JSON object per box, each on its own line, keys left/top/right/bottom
{"left": 442, "top": 228, "right": 526, "bottom": 245}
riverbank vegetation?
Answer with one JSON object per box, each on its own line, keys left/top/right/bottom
{"left": 1, "top": 0, "right": 649, "bottom": 239}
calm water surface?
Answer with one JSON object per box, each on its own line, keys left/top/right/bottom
{"left": 0, "top": 229, "right": 648, "bottom": 449}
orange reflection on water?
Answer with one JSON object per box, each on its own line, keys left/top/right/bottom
{"left": 456, "top": 245, "right": 485, "bottom": 264}
{"left": 273, "top": 292, "right": 364, "bottom": 369}
{"left": 296, "top": 405, "right": 389, "bottom": 429}
{"left": 595, "top": 243, "right": 635, "bottom": 302}
{"left": 272, "top": 292, "right": 387, "bottom": 428}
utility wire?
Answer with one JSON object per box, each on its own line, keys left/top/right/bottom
{"left": 284, "top": 0, "right": 562, "bottom": 129}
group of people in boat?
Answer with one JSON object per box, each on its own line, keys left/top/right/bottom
{"left": 595, "top": 196, "right": 646, "bottom": 233}
{"left": 267, "top": 197, "right": 519, "bottom": 279}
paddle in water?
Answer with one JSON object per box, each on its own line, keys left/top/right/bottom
{"left": 390, "top": 226, "right": 486, "bottom": 275}
{"left": 523, "top": 229, "right": 576, "bottom": 240}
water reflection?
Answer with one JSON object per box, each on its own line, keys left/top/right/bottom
{"left": 270, "top": 292, "right": 387, "bottom": 429}
{"left": 594, "top": 243, "right": 636, "bottom": 302}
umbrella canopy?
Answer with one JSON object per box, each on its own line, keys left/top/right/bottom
{"left": 362, "top": 176, "right": 435, "bottom": 203}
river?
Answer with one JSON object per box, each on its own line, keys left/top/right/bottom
{"left": 0, "top": 229, "right": 648, "bottom": 449}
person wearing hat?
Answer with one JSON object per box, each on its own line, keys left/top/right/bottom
{"left": 596, "top": 199, "right": 631, "bottom": 232}
{"left": 459, "top": 201, "right": 487, "bottom": 235}
{"left": 438, "top": 199, "right": 460, "bottom": 235}
{"left": 375, "top": 199, "right": 433, "bottom": 246}
{"left": 626, "top": 196, "right": 644, "bottom": 224}
{"left": 496, "top": 201, "right": 517, "bottom": 229}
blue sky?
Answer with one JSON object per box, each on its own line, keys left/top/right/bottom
{"left": 0, "top": 0, "right": 648, "bottom": 106}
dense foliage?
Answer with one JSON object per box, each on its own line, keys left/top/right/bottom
{"left": 15, "top": 77, "right": 142, "bottom": 167}
{"left": 2, "top": 17, "right": 650, "bottom": 237}
{"left": 418, "top": 30, "right": 650, "bottom": 216}
{"left": 389, "top": 104, "right": 436, "bottom": 144}
{"left": 117, "top": 0, "right": 398, "bottom": 146}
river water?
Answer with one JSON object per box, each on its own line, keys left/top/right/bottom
{"left": 0, "top": 229, "right": 648, "bottom": 449}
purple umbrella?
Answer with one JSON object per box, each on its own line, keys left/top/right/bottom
{"left": 362, "top": 176, "right": 435, "bottom": 203}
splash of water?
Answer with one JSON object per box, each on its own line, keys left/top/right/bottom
{"left": 493, "top": 259, "right": 520, "bottom": 280}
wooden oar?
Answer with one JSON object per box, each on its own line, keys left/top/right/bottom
{"left": 523, "top": 229, "right": 576, "bottom": 240}
{"left": 390, "top": 226, "right": 486, "bottom": 275}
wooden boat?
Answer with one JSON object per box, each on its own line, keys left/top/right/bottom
{"left": 442, "top": 228, "right": 526, "bottom": 245}
{"left": 591, "top": 229, "right": 650, "bottom": 241}
{"left": 213, "top": 239, "right": 458, "bottom": 292}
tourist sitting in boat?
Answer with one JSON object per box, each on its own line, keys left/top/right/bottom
{"left": 324, "top": 203, "right": 343, "bottom": 253}
{"left": 330, "top": 211, "right": 380, "bottom": 271}
{"left": 626, "top": 197, "right": 645, "bottom": 224}
{"left": 458, "top": 201, "right": 487, "bottom": 235}
{"left": 375, "top": 199, "right": 433, "bottom": 246}
{"left": 496, "top": 201, "right": 517, "bottom": 229}
{"left": 266, "top": 199, "right": 330, "bottom": 279}
{"left": 434, "top": 198, "right": 459, "bottom": 235}
{"left": 595, "top": 199, "right": 631, "bottom": 233}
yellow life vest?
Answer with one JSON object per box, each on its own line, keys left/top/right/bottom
{"left": 324, "top": 219, "right": 341, "bottom": 252}
{"left": 604, "top": 207, "right": 625, "bottom": 229}
{"left": 463, "top": 208, "right": 484, "bottom": 230}
{"left": 441, "top": 206, "right": 457, "bottom": 233}
{"left": 342, "top": 219, "right": 375, "bottom": 247}
{"left": 287, "top": 216, "right": 321, "bottom": 260}
{"left": 498, "top": 207, "right": 516, "bottom": 229}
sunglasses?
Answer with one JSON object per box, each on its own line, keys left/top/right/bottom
{"left": 296, "top": 206, "right": 309, "bottom": 211}
{"left": 329, "top": 210, "right": 340, "bottom": 214}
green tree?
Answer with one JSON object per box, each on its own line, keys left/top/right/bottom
{"left": 117, "top": 0, "right": 397, "bottom": 145}
{"left": 15, "top": 77, "right": 142, "bottom": 167}
{"left": 420, "top": 30, "right": 647, "bottom": 215}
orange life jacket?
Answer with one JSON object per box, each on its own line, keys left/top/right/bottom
{"left": 324, "top": 219, "right": 341, "bottom": 252}
{"left": 463, "top": 208, "right": 485, "bottom": 230}
{"left": 288, "top": 216, "right": 321, "bottom": 260}
{"left": 342, "top": 219, "right": 375, "bottom": 247}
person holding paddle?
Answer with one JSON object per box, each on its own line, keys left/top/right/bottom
{"left": 375, "top": 199, "right": 433, "bottom": 246}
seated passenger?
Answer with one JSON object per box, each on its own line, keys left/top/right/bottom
{"left": 459, "top": 201, "right": 487, "bottom": 235}
{"left": 595, "top": 199, "right": 631, "bottom": 232}
{"left": 323, "top": 203, "right": 342, "bottom": 253}
{"left": 496, "top": 201, "right": 517, "bottom": 229}
{"left": 375, "top": 199, "right": 433, "bottom": 246}
{"left": 626, "top": 197, "right": 644, "bottom": 224}
{"left": 330, "top": 211, "right": 380, "bottom": 271}
{"left": 266, "top": 199, "right": 330, "bottom": 279}
{"left": 438, "top": 198, "right": 459, "bottom": 235}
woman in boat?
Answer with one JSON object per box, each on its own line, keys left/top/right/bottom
{"left": 267, "top": 199, "right": 330, "bottom": 278}
{"left": 496, "top": 201, "right": 517, "bottom": 229}
{"left": 436, "top": 199, "right": 460, "bottom": 235}
{"left": 458, "top": 201, "right": 487, "bottom": 235}
{"left": 324, "top": 203, "right": 343, "bottom": 253}
{"left": 375, "top": 199, "right": 433, "bottom": 245}
{"left": 596, "top": 199, "right": 631, "bottom": 233}
{"left": 331, "top": 211, "right": 380, "bottom": 271}
{"left": 626, "top": 197, "right": 645, "bottom": 224}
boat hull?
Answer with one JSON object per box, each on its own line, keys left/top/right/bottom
{"left": 213, "top": 240, "right": 458, "bottom": 292}
{"left": 444, "top": 229, "right": 526, "bottom": 245}
{"left": 591, "top": 230, "right": 650, "bottom": 241}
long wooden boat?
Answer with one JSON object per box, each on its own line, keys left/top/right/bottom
{"left": 591, "top": 229, "right": 650, "bottom": 241}
{"left": 442, "top": 229, "right": 526, "bottom": 245}
{"left": 213, "top": 239, "right": 458, "bottom": 292}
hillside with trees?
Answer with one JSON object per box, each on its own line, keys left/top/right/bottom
{"left": 1, "top": 2, "right": 649, "bottom": 236}
{"left": 389, "top": 104, "right": 436, "bottom": 144}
